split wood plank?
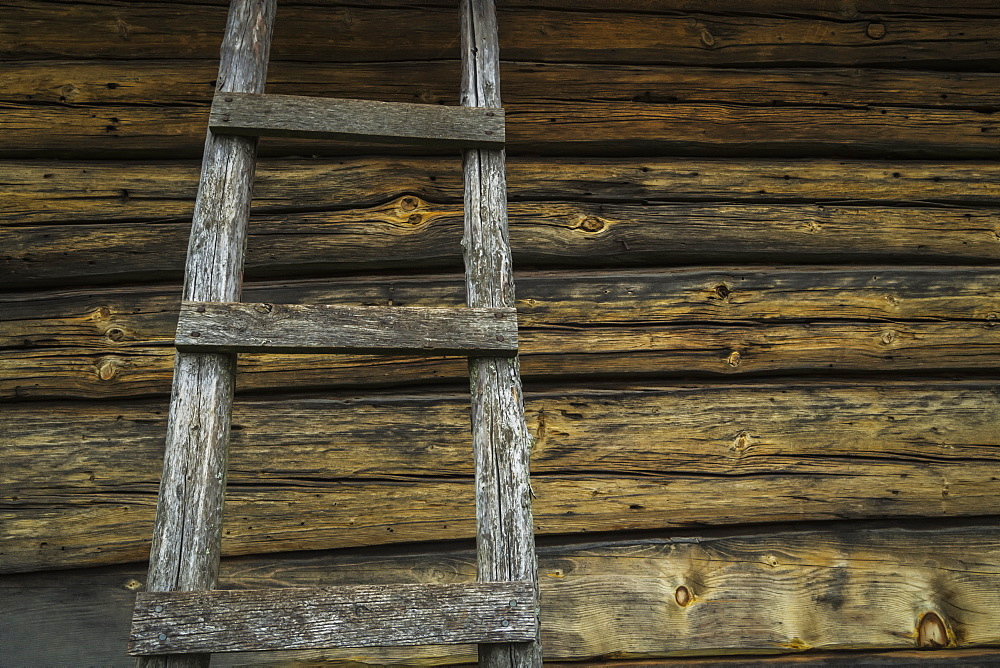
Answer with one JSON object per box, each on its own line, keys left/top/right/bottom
{"left": 6, "top": 201, "right": 1000, "bottom": 289}
{"left": 174, "top": 302, "right": 518, "bottom": 356}
{"left": 5, "top": 158, "right": 1000, "bottom": 228}
{"left": 5, "top": 380, "right": 998, "bottom": 573}
{"left": 4, "top": 3, "right": 999, "bottom": 67}
{"left": 460, "top": 1, "right": 539, "bottom": 665}
{"left": 4, "top": 526, "right": 1000, "bottom": 664}
{"left": 130, "top": 581, "right": 535, "bottom": 654}
{"left": 208, "top": 93, "right": 504, "bottom": 147}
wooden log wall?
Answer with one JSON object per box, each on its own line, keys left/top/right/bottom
{"left": 2, "top": 0, "right": 999, "bottom": 664}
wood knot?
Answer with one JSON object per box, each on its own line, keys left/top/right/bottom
{"left": 916, "top": 611, "right": 950, "bottom": 648}
{"left": 93, "top": 306, "right": 112, "bottom": 320}
{"left": 700, "top": 29, "right": 716, "bottom": 47}
{"left": 866, "top": 22, "right": 887, "bottom": 39}
{"left": 97, "top": 359, "right": 117, "bottom": 381}
{"left": 674, "top": 585, "right": 692, "bottom": 607}
{"left": 105, "top": 327, "right": 126, "bottom": 342}
{"left": 714, "top": 284, "right": 731, "bottom": 300}
{"left": 578, "top": 216, "right": 606, "bottom": 233}
{"left": 731, "top": 430, "right": 752, "bottom": 453}
{"left": 727, "top": 351, "right": 742, "bottom": 367}
{"left": 399, "top": 196, "right": 419, "bottom": 212}
{"left": 407, "top": 213, "right": 423, "bottom": 225}
{"left": 253, "top": 303, "right": 273, "bottom": 314}
{"left": 123, "top": 578, "right": 144, "bottom": 592}
{"left": 880, "top": 329, "right": 896, "bottom": 345}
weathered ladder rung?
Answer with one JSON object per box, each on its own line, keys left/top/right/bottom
{"left": 210, "top": 92, "right": 505, "bottom": 147}
{"left": 129, "top": 581, "right": 536, "bottom": 655}
{"left": 175, "top": 301, "right": 519, "bottom": 356}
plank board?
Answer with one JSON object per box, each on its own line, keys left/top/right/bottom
{"left": 174, "top": 302, "right": 518, "bottom": 356}
{"left": 209, "top": 93, "right": 504, "bottom": 147}
{"left": 4, "top": 380, "right": 998, "bottom": 573}
{"left": 130, "top": 581, "right": 535, "bottom": 654}
{"left": 3, "top": 526, "right": 1000, "bottom": 664}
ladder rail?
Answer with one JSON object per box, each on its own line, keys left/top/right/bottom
{"left": 138, "top": 1, "right": 276, "bottom": 667}
{"left": 461, "top": 1, "right": 542, "bottom": 665}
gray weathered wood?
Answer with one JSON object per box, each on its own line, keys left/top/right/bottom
{"left": 175, "top": 302, "right": 518, "bottom": 356}
{"left": 137, "top": 2, "right": 276, "bottom": 667}
{"left": 210, "top": 93, "right": 505, "bottom": 148}
{"left": 461, "top": 1, "right": 540, "bottom": 666}
{"left": 129, "top": 581, "right": 536, "bottom": 655}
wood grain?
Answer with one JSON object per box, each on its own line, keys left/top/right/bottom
{"left": 461, "top": 1, "right": 540, "bottom": 663}
{"left": 5, "top": 158, "right": 1000, "bottom": 228}
{"left": 4, "top": 317, "right": 997, "bottom": 400}
{"left": 4, "top": 380, "right": 998, "bottom": 573}
{"left": 6, "top": 61, "right": 999, "bottom": 111}
{"left": 130, "top": 581, "right": 536, "bottom": 654}
{"left": 4, "top": 525, "right": 1000, "bottom": 664}
{"left": 4, "top": 97, "right": 998, "bottom": 159}
{"left": 137, "top": 3, "right": 275, "bottom": 668}
{"left": 209, "top": 93, "right": 504, "bottom": 147}
{"left": 6, "top": 200, "right": 1000, "bottom": 288}
{"left": 175, "top": 302, "right": 518, "bottom": 356}
{"left": 3, "top": 2, "right": 998, "bottom": 68}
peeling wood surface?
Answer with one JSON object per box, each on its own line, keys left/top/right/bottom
{"left": 3, "top": 380, "right": 998, "bottom": 573}
{"left": 4, "top": 526, "right": 1000, "bottom": 664}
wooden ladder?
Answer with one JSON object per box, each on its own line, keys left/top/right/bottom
{"left": 127, "top": 1, "right": 540, "bottom": 665}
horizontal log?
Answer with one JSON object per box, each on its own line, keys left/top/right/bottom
{"left": 209, "top": 93, "right": 505, "bottom": 147}
{"left": 174, "top": 302, "right": 519, "bottom": 356}
{"left": 6, "top": 61, "right": 1000, "bottom": 111}
{"left": 4, "top": 267, "right": 998, "bottom": 399}
{"left": 5, "top": 320, "right": 998, "bottom": 400}
{"left": 4, "top": 380, "right": 998, "bottom": 572}
{"left": 3, "top": 525, "right": 1000, "bottom": 663}
{"left": 6, "top": 157, "right": 1000, "bottom": 228}
{"left": 4, "top": 3, "right": 998, "bottom": 67}
{"left": 5, "top": 200, "right": 1000, "bottom": 289}
{"left": 130, "top": 581, "right": 536, "bottom": 654}
{"left": 4, "top": 98, "right": 997, "bottom": 159}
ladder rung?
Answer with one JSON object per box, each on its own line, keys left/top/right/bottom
{"left": 129, "top": 581, "right": 536, "bottom": 655}
{"left": 209, "top": 93, "right": 505, "bottom": 147}
{"left": 175, "top": 301, "right": 519, "bottom": 356}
